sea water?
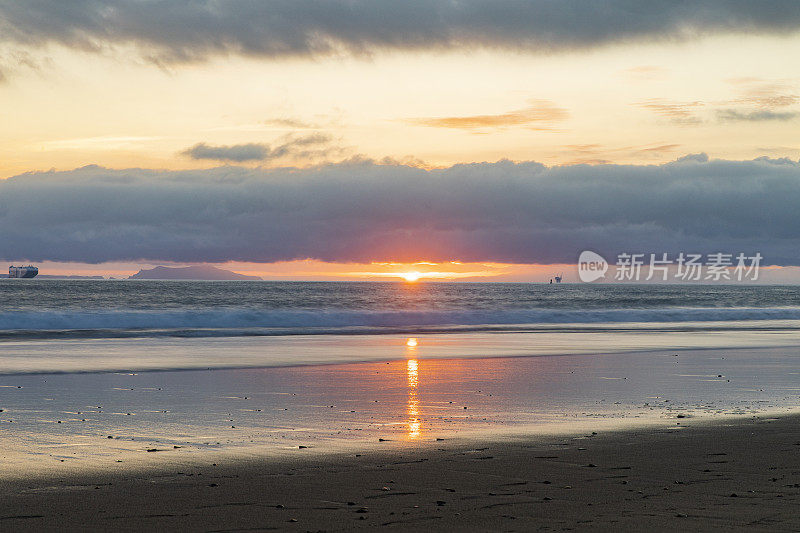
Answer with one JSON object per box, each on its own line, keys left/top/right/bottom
{"left": 1, "top": 280, "right": 800, "bottom": 374}
{"left": 3, "top": 281, "right": 800, "bottom": 462}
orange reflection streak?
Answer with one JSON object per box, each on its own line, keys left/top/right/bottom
{"left": 406, "top": 358, "right": 421, "bottom": 439}
{"left": 407, "top": 358, "right": 419, "bottom": 388}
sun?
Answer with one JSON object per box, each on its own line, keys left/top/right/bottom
{"left": 406, "top": 337, "right": 418, "bottom": 347}
{"left": 401, "top": 271, "right": 421, "bottom": 282}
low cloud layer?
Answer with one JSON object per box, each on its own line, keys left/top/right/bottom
{"left": 2, "top": 1, "right": 800, "bottom": 65}
{"left": 2, "top": 157, "right": 800, "bottom": 266}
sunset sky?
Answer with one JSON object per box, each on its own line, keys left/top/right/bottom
{"left": 2, "top": 1, "right": 800, "bottom": 281}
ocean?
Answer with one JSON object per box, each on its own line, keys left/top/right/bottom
{"left": 1, "top": 280, "right": 800, "bottom": 374}
{"left": 3, "top": 280, "right": 800, "bottom": 458}
{"left": 3, "top": 280, "right": 800, "bottom": 336}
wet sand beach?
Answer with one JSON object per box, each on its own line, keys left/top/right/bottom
{"left": 3, "top": 345, "right": 800, "bottom": 530}
{"left": 2, "top": 414, "right": 800, "bottom": 531}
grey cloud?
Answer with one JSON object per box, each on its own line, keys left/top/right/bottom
{"left": 0, "top": 49, "right": 43, "bottom": 81}
{"left": 2, "top": 1, "right": 800, "bottom": 64}
{"left": 674, "top": 153, "right": 710, "bottom": 163}
{"left": 717, "top": 109, "right": 799, "bottom": 122}
{"left": 181, "top": 134, "right": 334, "bottom": 162}
{"left": 2, "top": 157, "right": 800, "bottom": 266}
{"left": 182, "top": 143, "right": 268, "bottom": 162}
{"left": 286, "top": 133, "right": 333, "bottom": 148}
{"left": 638, "top": 85, "right": 800, "bottom": 125}
{"left": 753, "top": 156, "right": 797, "bottom": 165}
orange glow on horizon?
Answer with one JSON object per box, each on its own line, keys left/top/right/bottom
{"left": 32, "top": 259, "right": 578, "bottom": 283}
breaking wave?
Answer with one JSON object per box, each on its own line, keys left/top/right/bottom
{"left": 2, "top": 306, "right": 800, "bottom": 340}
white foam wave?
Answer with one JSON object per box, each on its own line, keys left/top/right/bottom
{"left": 1, "top": 306, "right": 800, "bottom": 337}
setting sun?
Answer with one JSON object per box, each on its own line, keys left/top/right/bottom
{"left": 401, "top": 272, "right": 422, "bottom": 282}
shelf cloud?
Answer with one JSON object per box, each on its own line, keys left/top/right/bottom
{"left": 2, "top": 1, "right": 800, "bottom": 65}
{"left": 2, "top": 156, "right": 800, "bottom": 266}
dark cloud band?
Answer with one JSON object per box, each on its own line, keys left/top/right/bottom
{"left": 1, "top": 156, "right": 799, "bottom": 265}
{"left": 2, "top": 1, "right": 800, "bottom": 63}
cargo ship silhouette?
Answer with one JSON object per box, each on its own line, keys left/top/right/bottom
{"left": 8, "top": 265, "right": 38, "bottom": 278}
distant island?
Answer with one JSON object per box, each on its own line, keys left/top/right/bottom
{"left": 128, "top": 265, "right": 262, "bottom": 281}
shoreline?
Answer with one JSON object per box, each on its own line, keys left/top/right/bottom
{"left": 4, "top": 344, "right": 800, "bottom": 530}
{"left": 2, "top": 413, "right": 800, "bottom": 531}
{"left": 3, "top": 322, "right": 800, "bottom": 375}
{"left": 4, "top": 346, "right": 800, "bottom": 478}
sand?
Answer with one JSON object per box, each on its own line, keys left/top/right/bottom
{"left": 4, "top": 346, "right": 800, "bottom": 531}
{"left": 2, "top": 414, "right": 800, "bottom": 532}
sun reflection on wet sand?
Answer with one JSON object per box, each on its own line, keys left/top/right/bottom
{"left": 9, "top": 344, "right": 800, "bottom": 477}
{"left": 406, "top": 339, "right": 421, "bottom": 439}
